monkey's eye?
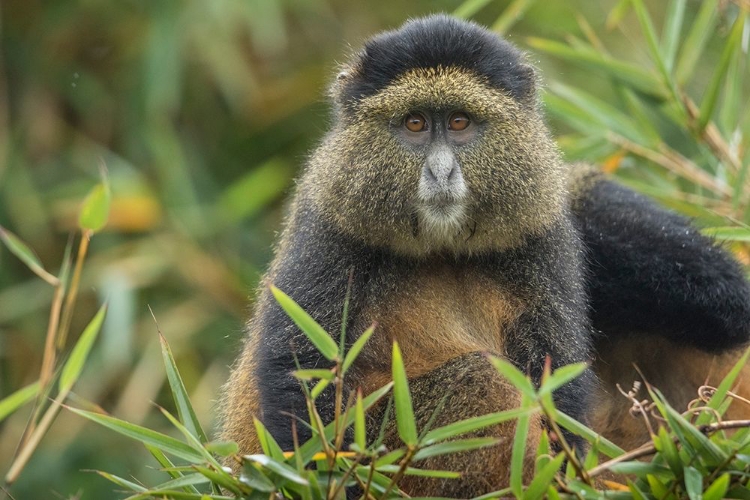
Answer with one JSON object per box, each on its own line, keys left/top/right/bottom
{"left": 448, "top": 112, "right": 471, "bottom": 131}
{"left": 404, "top": 113, "right": 428, "bottom": 132}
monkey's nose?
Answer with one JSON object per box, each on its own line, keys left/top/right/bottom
{"left": 419, "top": 148, "right": 467, "bottom": 202}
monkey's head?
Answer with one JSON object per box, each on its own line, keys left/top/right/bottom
{"left": 301, "top": 15, "right": 568, "bottom": 257}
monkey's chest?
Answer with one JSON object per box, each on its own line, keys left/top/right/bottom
{"left": 362, "top": 264, "right": 522, "bottom": 380}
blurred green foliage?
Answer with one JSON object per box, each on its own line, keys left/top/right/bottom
{"left": 0, "top": 0, "right": 748, "bottom": 498}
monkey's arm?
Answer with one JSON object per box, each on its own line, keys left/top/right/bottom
{"left": 569, "top": 168, "right": 750, "bottom": 351}
{"left": 233, "top": 202, "right": 377, "bottom": 452}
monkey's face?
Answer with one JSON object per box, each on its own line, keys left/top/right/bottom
{"left": 305, "top": 66, "right": 567, "bottom": 257}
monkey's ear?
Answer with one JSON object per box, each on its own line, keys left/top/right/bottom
{"left": 514, "top": 61, "right": 540, "bottom": 104}
{"left": 329, "top": 62, "right": 359, "bottom": 118}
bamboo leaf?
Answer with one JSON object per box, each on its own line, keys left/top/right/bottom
{"left": 510, "top": 394, "right": 532, "bottom": 498}
{"left": 292, "top": 369, "right": 334, "bottom": 381}
{"left": 94, "top": 471, "right": 148, "bottom": 492}
{"left": 675, "top": 0, "right": 719, "bottom": 84}
{"left": 683, "top": 465, "right": 702, "bottom": 500}
{"left": 78, "top": 182, "right": 111, "bottom": 233}
{"left": 392, "top": 342, "right": 417, "bottom": 446}
{"left": 67, "top": 406, "right": 204, "bottom": 462}
{"left": 243, "top": 454, "right": 309, "bottom": 485}
{"left": 160, "top": 333, "right": 208, "bottom": 443}
{"left": 253, "top": 417, "right": 285, "bottom": 461}
{"left": 240, "top": 462, "right": 276, "bottom": 493}
{"left": 376, "top": 464, "right": 460, "bottom": 478}
{"left": 0, "top": 382, "right": 39, "bottom": 423}
{"left": 487, "top": 355, "right": 536, "bottom": 398}
{"left": 698, "top": 10, "right": 746, "bottom": 132}
{"left": 453, "top": 0, "right": 494, "bottom": 19}
{"left": 269, "top": 285, "right": 338, "bottom": 361}
{"left": 557, "top": 410, "right": 625, "bottom": 458}
{"left": 423, "top": 407, "right": 538, "bottom": 445}
{"left": 524, "top": 453, "right": 565, "bottom": 500}
{"left": 696, "top": 345, "right": 750, "bottom": 425}
{"left": 59, "top": 303, "right": 107, "bottom": 393}
{"left": 702, "top": 226, "right": 750, "bottom": 243}
{"left": 548, "top": 82, "right": 653, "bottom": 145}
{"left": 354, "top": 390, "right": 366, "bottom": 451}
{"left": 660, "top": 0, "right": 686, "bottom": 72}
{"left": 527, "top": 37, "right": 665, "bottom": 97}
{"left": 538, "top": 362, "right": 588, "bottom": 396}
{"left": 412, "top": 437, "right": 499, "bottom": 461}
{"left": 606, "top": 0, "right": 632, "bottom": 30}
{"left": 341, "top": 323, "right": 375, "bottom": 375}
{"left": 491, "top": 0, "right": 536, "bottom": 34}
{"left": 0, "top": 226, "right": 58, "bottom": 285}
{"left": 703, "top": 473, "right": 729, "bottom": 500}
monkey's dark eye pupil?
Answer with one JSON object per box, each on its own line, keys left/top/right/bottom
{"left": 448, "top": 112, "right": 470, "bottom": 131}
{"left": 404, "top": 113, "right": 427, "bottom": 132}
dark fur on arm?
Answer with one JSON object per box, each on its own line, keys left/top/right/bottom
{"left": 570, "top": 169, "right": 750, "bottom": 352}
{"left": 253, "top": 201, "right": 378, "bottom": 450}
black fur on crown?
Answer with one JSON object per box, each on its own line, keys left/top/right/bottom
{"left": 340, "top": 14, "right": 536, "bottom": 106}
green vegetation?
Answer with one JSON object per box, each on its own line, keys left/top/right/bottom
{"left": 1, "top": 0, "right": 749, "bottom": 498}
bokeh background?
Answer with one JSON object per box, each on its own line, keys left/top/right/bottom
{"left": 1, "top": 1, "right": 747, "bottom": 498}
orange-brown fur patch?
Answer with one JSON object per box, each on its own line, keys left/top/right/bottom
{"left": 353, "top": 262, "right": 524, "bottom": 391}
{"left": 591, "top": 335, "right": 750, "bottom": 450}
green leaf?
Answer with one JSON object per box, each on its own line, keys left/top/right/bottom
{"left": 703, "top": 473, "right": 729, "bottom": 500}
{"left": 0, "top": 382, "right": 39, "bottom": 423}
{"left": 217, "top": 158, "right": 292, "bottom": 222}
{"left": 487, "top": 355, "right": 536, "bottom": 398}
{"left": 253, "top": 417, "right": 285, "bottom": 461}
{"left": 354, "top": 390, "right": 365, "bottom": 451}
{"left": 683, "top": 465, "right": 703, "bottom": 500}
{"left": 78, "top": 182, "right": 111, "bottom": 232}
{"left": 145, "top": 444, "right": 201, "bottom": 494}
{"left": 309, "top": 378, "right": 331, "bottom": 400}
{"left": 67, "top": 406, "right": 204, "bottom": 462}
{"left": 341, "top": 323, "right": 375, "bottom": 375}
{"left": 510, "top": 394, "right": 533, "bottom": 498}
{"left": 204, "top": 440, "right": 238, "bottom": 457}
{"left": 0, "top": 226, "right": 58, "bottom": 285}
{"left": 646, "top": 474, "right": 671, "bottom": 498}
{"left": 240, "top": 462, "right": 276, "bottom": 493}
{"left": 452, "top": 0, "right": 494, "bottom": 19}
{"left": 59, "top": 303, "right": 107, "bottom": 393}
{"left": 491, "top": 0, "right": 536, "bottom": 34}
{"left": 606, "top": 0, "right": 632, "bottom": 29}
{"left": 243, "top": 454, "right": 309, "bottom": 486}
{"left": 160, "top": 333, "right": 208, "bottom": 443}
{"left": 628, "top": 480, "right": 649, "bottom": 500}
{"left": 269, "top": 285, "right": 338, "bottom": 361}
{"left": 94, "top": 471, "right": 148, "bottom": 492}
{"left": 701, "top": 226, "right": 750, "bottom": 243}
{"left": 698, "top": 10, "right": 746, "bottom": 131}
{"left": 527, "top": 37, "right": 665, "bottom": 97}
{"left": 293, "top": 369, "right": 334, "bottom": 381}
{"left": 660, "top": 0, "right": 686, "bottom": 73}
{"left": 556, "top": 411, "right": 625, "bottom": 458}
{"left": 524, "top": 454, "right": 565, "bottom": 500}
{"left": 631, "top": 0, "right": 669, "bottom": 81}
{"left": 423, "top": 407, "right": 538, "bottom": 445}
{"left": 192, "top": 465, "right": 241, "bottom": 495}
{"left": 548, "top": 82, "right": 653, "bottom": 145}
{"left": 412, "top": 437, "right": 499, "bottom": 461}
{"left": 675, "top": 0, "right": 719, "bottom": 85}
{"left": 608, "top": 462, "right": 671, "bottom": 476}
{"left": 391, "top": 342, "right": 417, "bottom": 446}
{"left": 149, "top": 473, "right": 211, "bottom": 492}
{"left": 538, "top": 362, "right": 588, "bottom": 396}
{"left": 376, "top": 464, "right": 461, "bottom": 478}
{"left": 696, "top": 345, "right": 750, "bottom": 425}
{"left": 656, "top": 426, "right": 682, "bottom": 475}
